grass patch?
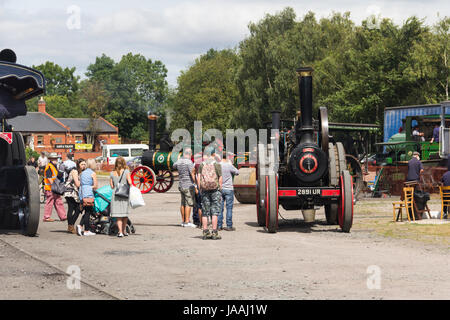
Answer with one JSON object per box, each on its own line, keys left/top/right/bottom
{"left": 354, "top": 218, "right": 450, "bottom": 246}
{"left": 353, "top": 200, "right": 450, "bottom": 246}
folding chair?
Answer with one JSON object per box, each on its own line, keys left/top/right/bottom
{"left": 392, "top": 187, "right": 415, "bottom": 222}
{"left": 439, "top": 186, "right": 450, "bottom": 219}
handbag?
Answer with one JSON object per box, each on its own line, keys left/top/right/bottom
{"left": 51, "top": 179, "right": 66, "bottom": 195}
{"left": 114, "top": 170, "right": 130, "bottom": 198}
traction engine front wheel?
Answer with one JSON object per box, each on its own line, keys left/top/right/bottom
{"left": 131, "top": 166, "right": 156, "bottom": 194}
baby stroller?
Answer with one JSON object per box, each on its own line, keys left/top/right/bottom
{"left": 91, "top": 185, "right": 136, "bottom": 235}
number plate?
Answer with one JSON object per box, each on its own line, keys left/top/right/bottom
{"left": 297, "top": 188, "right": 321, "bottom": 196}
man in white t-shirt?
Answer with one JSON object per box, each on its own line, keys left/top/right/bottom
{"left": 37, "top": 152, "right": 48, "bottom": 178}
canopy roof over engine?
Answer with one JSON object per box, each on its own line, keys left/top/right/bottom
{"left": 0, "top": 61, "right": 45, "bottom": 119}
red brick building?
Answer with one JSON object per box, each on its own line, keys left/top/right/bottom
{"left": 9, "top": 97, "right": 119, "bottom": 160}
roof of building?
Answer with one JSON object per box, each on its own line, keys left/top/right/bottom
{"left": 58, "top": 118, "right": 117, "bottom": 133}
{"left": 9, "top": 112, "right": 67, "bottom": 132}
{"left": 8, "top": 113, "right": 118, "bottom": 134}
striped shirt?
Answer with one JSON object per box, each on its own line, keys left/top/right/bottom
{"left": 173, "top": 157, "right": 194, "bottom": 189}
{"left": 220, "top": 161, "right": 239, "bottom": 190}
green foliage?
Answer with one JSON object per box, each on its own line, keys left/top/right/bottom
{"left": 33, "top": 61, "right": 80, "bottom": 104}
{"left": 86, "top": 53, "right": 169, "bottom": 139}
{"left": 24, "top": 10, "right": 449, "bottom": 139}
{"left": 234, "top": 9, "right": 449, "bottom": 129}
{"left": 170, "top": 48, "right": 240, "bottom": 134}
{"left": 26, "top": 61, "right": 83, "bottom": 117}
{"left": 25, "top": 147, "right": 40, "bottom": 161}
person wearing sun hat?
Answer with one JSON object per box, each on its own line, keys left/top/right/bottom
{"left": 43, "top": 153, "right": 67, "bottom": 222}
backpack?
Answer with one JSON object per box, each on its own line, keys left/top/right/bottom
{"left": 201, "top": 162, "right": 218, "bottom": 191}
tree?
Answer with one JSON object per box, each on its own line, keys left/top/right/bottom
{"left": 26, "top": 94, "right": 84, "bottom": 117}
{"left": 235, "top": 8, "right": 298, "bottom": 130}
{"left": 86, "top": 53, "right": 169, "bottom": 140}
{"left": 433, "top": 16, "right": 450, "bottom": 101}
{"left": 79, "top": 80, "right": 110, "bottom": 145}
{"left": 320, "top": 16, "right": 432, "bottom": 124}
{"left": 33, "top": 61, "right": 80, "bottom": 104}
{"left": 170, "top": 49, "right": 240, "bottom": 134}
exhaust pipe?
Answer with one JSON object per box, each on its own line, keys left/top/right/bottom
{"left": 296, "top": 67, "right": 314, "bottom": 144}
{"left": 148, "top": 112, "right": 157, "bottom": 152}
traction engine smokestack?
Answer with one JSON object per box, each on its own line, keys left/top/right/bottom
{"left": 148, "top": 112, "right": 157, "bottom": 152}
{"left": 296, "top": 67, "right": 314, "bottom": 144}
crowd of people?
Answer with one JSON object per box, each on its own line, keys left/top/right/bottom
{"left": 36, "top": 151, "right": 132, "bottom": 237}
{"left": 36, "top": 145, "right": 240, "bottom": 240}
{"left": 173, "top": 146, "right": 239, "bottom": 240}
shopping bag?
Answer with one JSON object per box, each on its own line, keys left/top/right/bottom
{"left": 129, "top": 186, "right": 145, "bottom": 209}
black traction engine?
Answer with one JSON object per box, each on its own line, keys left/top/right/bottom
{"left": 255, "top": 67, "right": 354, "bottom": 233}
{"left": 0, "top": 49, "right": 45, "bottom": 236}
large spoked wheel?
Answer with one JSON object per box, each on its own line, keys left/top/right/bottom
{"left": 265, "top": 172, "right": 278, "bottom": 233}
{"left": 325, "top": 143, "right": 339, "bottom": 225}
{"left": 338, "top": 170, "right": 354, "bottom": 233}
{"left": 153, "top": 170, "right": 174, "bottom": 193}
{"left": 256, "top": 143, "right": 267, "bottom": 226}
{"left": 131, "top": 166, "right": 156, "bottom": 194}
{"left": 345, "top": 154, "right": 364, "bottom": 202}
{"left": 23, "top": 166, "right": 40, "bottom": 236}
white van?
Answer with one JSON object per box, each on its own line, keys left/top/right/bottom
{"left": 102, "top": 144, "right": 149, "bottom": 165}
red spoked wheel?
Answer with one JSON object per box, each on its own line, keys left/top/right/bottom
{"left": 131, "top": 166, "right": 156, "bottom": 194}
{"left": 153, "top": 170, "right": 174, "bottom": 193}
{"left": 338, "top": 170, "right": 354, "bottom": 233}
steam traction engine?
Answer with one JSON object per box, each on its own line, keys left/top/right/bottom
{"left": 256, "top": 67, "right": 354, "bottom": 233}
{"left": 0, "top": 49, "right": 45, "bottom": 236}
{"left": 130, "top": 113, "right": 180, "bottom": 193}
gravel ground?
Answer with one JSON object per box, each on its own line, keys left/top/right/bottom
{"left": 0, "top": 177, "right": 449, "bottom": 300}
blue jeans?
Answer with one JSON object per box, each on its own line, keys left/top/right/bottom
{"left": 218, "top": 189, "right": 234, "bottom": 228}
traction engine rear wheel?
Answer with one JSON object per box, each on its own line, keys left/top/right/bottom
{"left": 325, "top": 143, "right": 339, "bottom": 225}
{"left": 338, "top": 170, "right": 354, "bottom": 233}
{"left": 153, "top": 170, "right": 174, "bottom": 193}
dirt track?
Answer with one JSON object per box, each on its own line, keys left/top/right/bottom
{"left": 1, "top": 177, "right": 449, "bottom": 300}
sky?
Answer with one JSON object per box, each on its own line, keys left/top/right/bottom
{"left": 0, "top": 0, "right": 448, "bottom": 88}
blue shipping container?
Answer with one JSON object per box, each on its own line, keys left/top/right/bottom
{"left": 384, "top": 104, "right": 450, "bottom": 142}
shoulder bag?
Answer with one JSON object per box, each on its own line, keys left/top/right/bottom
{"left": 115, "top": 170, "right": 130, "bottom": 198}
{"left": 51, "top": 178, "right": 66, "bottom": 195}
